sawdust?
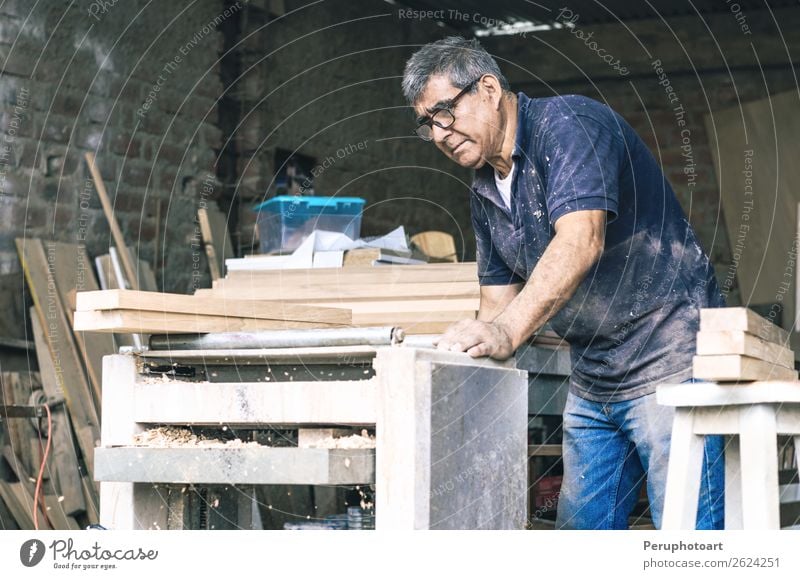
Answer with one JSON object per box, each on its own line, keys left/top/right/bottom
{"left": 299, "top": 429, "right": 376, "bottom": 449}
{"left": 132, "top": 426, "right": 260, "bottom": 448}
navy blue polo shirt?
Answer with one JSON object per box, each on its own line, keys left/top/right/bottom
{"left": 471, "top": 93, "right": 725, "bottom": 402}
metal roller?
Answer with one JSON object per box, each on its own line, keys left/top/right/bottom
{"left": 149, "top": 326, "right": 405, "bottom": 351}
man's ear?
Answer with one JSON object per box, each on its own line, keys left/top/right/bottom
{"left": 478, "top": 75, "right": 503, "bottom": 110}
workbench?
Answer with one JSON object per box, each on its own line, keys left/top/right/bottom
{"left": 95, "top": 342, "right": 531, "bottom": 530}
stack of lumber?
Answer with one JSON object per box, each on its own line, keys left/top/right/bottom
{"left": 693, "top": 307, "right": 798, "bottom": 382}
{"left": 199, "top": 262, "right": 481, "bottom": 335}
{"left": 73, "top": 289, "right": 352, "bottom": 334}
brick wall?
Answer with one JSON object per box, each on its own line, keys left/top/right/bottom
{"left": 0, "top": 0, "right": 228, "bottom": 324}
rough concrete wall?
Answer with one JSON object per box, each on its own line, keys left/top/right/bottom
{"left": 231, "top": 0, "right": 475, "bottom": 258}
{"left": 0, "top": 0, "right": 227, "bottom": 314}
{"left": 483, "top": 5, "right": 800, "bottom": 303}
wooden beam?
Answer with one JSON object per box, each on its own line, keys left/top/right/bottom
{"left": 75, "top": 289, "right": 351, "bottom": 325}
{"left": 700, "top": 308, "right": 789, "bottom": 345}
{"left": 692, "top": 355, "right": 798, "bottom": 382}
{"left": 73, "top": 309, "right": 345, "bottom": 334}
{"left": 84, "top": 152, "right": 139, "bottom": 291}
{"left": 696, "top": 331, "right": 794, "bottom": 369}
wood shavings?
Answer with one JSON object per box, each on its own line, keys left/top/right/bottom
{"left": 300, "top": 429, "right": 376, "bottom": 449}
{"left": 132, "top": 426, "right": 260, "bottom": 448}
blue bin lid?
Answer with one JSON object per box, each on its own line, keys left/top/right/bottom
{"left": 253, "top": 196, "right": 365, "bottom": 212}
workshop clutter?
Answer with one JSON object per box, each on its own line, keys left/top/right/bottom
{"left": 693, "top": 307, "right": 798, "bottom": 381}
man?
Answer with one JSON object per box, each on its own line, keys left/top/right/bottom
{"left": 402, "top": 37, "right": 724, "bottom": 530}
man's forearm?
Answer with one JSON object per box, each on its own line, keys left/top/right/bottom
{"left": 493, "top": 233, "right": 602, "bottom": 349}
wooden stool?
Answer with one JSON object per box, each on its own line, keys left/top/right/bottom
{"left": 657, "top": 381, "right": 800, "bottom": 529}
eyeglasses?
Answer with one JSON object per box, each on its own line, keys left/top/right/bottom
{"left": 413, "top": 77, "right": 480, "bottom": 141}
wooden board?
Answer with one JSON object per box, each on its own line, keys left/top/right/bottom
{"left": 30, "top": 311, "right": 88, "bottom": 517}
{"left": 700, "top": 308, "right": 789, "bottom": 345}
{"left": 225, "top": 261, "right": 478, "bottom": 283}
{"left": 705, "top": 90, "right": 800, "bottom": 333}
{"left": 696, "top": 330, "right": 794, "bottom": 369}
{"left": 75, "top": 289, "right": 351, "bottom": 325}
{"left": 195, "top": 281, "right": 480, "bottom": 302}
{"left": 95, "top": 252, "right": 158, "bottom": 292}
{"left": 693, "top": 354, "right": 798, "bottom": 382}
{"left": 50, "top": 242, "right": 116, "bottom": 407}
{"left": 215, "top": 267, "right": 478, "bottom": 289}
{"left": 73, "top": 309, "right": 344, "bottom": 334}
{"left": 198, "top": 202, "right": 234, "bottom": 281}
{"left": 15, "top": 238, "right": 99, "bottom": 482}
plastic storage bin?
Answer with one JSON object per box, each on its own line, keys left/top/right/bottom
{"left": 254, "top": 195, "right": 365, "bottom": 254}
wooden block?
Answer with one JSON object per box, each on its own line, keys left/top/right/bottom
{"left": 696, "top": 331, "right": 795, "bottom": 369}
{"left": 76, "top": 289, "right": 351, "bottom": 325}
{"left": 700, "top": 308, "right": 789, "bottom": 345}
{"left": 73, "top": 309, "right": 344, "bottom": 334}
{"left": 692, "top": 354, "right": 798, "bottom": 382}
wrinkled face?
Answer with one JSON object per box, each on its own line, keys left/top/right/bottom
{"left": 413, "top": 75, "right": 501, "bottom": 169}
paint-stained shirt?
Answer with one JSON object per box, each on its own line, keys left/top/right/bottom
{"left": 471, "top": 92, "right": 725, "bottom": 402}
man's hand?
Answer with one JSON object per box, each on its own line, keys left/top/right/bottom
{"left": 433, "top": 319, "right": 515, "bottom": 360}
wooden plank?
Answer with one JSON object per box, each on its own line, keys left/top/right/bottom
{"left": 75, "top": 289, "right": 352, "bottom": 325}
{"left": 315, "top": 298, "right": 480, "bottom": 313}
{"left": 661, "top": 408, "right": 704, "bottom": 529}
{"left": 696, "top": 330, "right": 795, "bottom": 369}
{"left": 222, "top": 262, "right": 476, "bottom": 281}
{"left": 73, "top": 309, "right": 344, "bottom": 334}
{"left": 0, "top": 481, "right": 34, "bottom": 529}
{"left": 198, "top": 202, "right": 233, "bottom": 281}
{"left": 85, "top": 152, "right": 139, "bottom": 291}
{"left": 96, "top": 252, "right": 158, "bottom": 292}
{"left": 133, "top": 379, "right": 377, "bottom": 426}
{"left": 692, "top": 354, "right": 798, "bottom": 382}
{"left": 195, "top": 281, "right": 480, "bottom": 302}
{"left": 50, "top": 242, "right": 116, "bottom": 407}
{"left": 15, "top": 238, "right": 100, "bottom": 483}
{"left": 700, "top": 309, "right": 789, "bottom": 346}
{"left": 44, "top": 494, "right": 81, "bottom": 530}
{"left": 30, "top": 311, "right": 87, "bottom": 517}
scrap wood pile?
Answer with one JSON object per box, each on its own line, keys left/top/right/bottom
{"left": 0, "top": 238, "right": 155, "bottom": 530}
{"left": 694, "top": 307, "right": 798, "bottom": 381}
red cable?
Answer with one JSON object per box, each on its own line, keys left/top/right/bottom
{"left": 33, "top": 404, "right": 52, "bottom": 531}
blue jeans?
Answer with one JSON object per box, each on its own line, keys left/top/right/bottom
{"left": 555, "top": 387, "right": 725, "bottom": 530}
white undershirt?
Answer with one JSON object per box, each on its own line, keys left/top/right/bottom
{"left": 494, "top": 162, "right": 515, "bottom": 210}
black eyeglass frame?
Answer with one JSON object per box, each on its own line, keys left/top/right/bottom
{"left": 413, "top": 77, "right": 482, "bottom": 141}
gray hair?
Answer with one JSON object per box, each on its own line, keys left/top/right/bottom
{"left": 402, "top": 36, "right": 510, "bottom": 106}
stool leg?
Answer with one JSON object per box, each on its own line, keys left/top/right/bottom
{"left": 663, "top": 408, "right": 704, "bottom": 529}
{"left": 724, "top": 434, "right": 742, "bottom": 529}
{"left": 738, "top": 404, "right": 780, "bottom": 529}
